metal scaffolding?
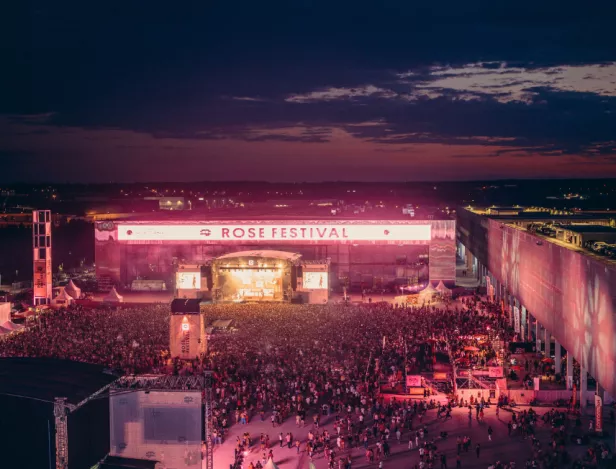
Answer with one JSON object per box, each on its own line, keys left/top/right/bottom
{"left": 112, "top": 374, "right": 204, "bottom": 391}
{"left": 54, "top": 398, "right": 69, "bottom": 469}
{"left": 53, "top": 373, "right": 214, "bottom": 469}
{"left": 204, "top": 371, "right": 214, "bottom": 469}
{"left": 110, "top": 373, "right": 214, "bottom": 469}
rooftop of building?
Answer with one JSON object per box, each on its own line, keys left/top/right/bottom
{"left": 560, "top": 224, "right": 616, "bottom": 234}
{"left": 463, "top": 206, "right": 616, "bottom": 221}
{"left": 106, "top": 207, "right": 454, "bottom": 222}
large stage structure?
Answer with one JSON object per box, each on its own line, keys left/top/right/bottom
{"left": 109, "top": 374, "right": 214, "bottom": 469}
{"left": 95, "top": 218, "right": 456, "bottom": 292}
{"left": 175, "top": 250, "right": 330, "bottom": 304}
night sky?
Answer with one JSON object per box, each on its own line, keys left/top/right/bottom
{"left": 2, "top": 1, "right": 616, "bottom": 182}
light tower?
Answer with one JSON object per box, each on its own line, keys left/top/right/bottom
{"left": 33, "top": 210, "right": 52, "bottom": 305}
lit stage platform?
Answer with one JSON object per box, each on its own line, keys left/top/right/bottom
{"left": 176, "top": 250, "right": 330, "bottom": 304}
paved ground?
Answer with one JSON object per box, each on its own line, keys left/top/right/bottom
{"left": 211, "top": 405, "right": 592, "bottom": 469}
{"left": 455, "top": 260, "right": 480, "bottom": 290}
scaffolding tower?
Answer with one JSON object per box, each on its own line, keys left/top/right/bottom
{"left": 54, "top": 398, "right": 69, "bottom": 469}
{"left": 33, "top": 210, "right": 52, "bottom": 305}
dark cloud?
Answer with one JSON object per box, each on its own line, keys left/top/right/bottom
{"left": 2, "top": 0, "right": 616, "bottom": 181}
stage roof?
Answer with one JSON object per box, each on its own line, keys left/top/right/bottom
{"left": 0, "top": 358, "right": 118, "bottom": 406}
{"left": 110, "top": 210, "right": 452, "bottom": 222}
{"left": 216, "top": 250, "right": 302, "bottom": 262}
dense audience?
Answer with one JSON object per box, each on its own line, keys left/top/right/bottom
{"left": 0, "top": 295, "right": 611, "bottom": 468}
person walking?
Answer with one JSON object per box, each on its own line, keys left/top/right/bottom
{"left": 475, "top": 443, "right": 480, "bottom": 459}
{"left": 487, "top": 426, "right": 493, "bottom": 441}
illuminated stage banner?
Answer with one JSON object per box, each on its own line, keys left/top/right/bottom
{"left": 406, "top": 375, "right": 422, "bottom": 387}
{"left": 118, "top": 223, "right": 431, "bottom": 243}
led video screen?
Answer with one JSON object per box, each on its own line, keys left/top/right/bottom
{"left": 176, "top": 272, "right": 201, "bottom": 289}
{"left": 303, "top": 271, "right": 328, "bottom": 289}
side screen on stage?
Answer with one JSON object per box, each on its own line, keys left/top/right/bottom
{"left": 303, "top": 272, "right": 328, "bottom": 289}
{"left": 176, "top": 272, "right": 200, "bottom": 289}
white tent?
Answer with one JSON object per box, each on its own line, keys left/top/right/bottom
{"left": 103, "top": 287, "right": 124, "bottom": 303}
{"left": 263, "top": 459, "right": 280, "bottom": 469}
{"left": 419, "top": 283, "right": 438, "bottom": 295}
{"left": 435, "top": 280, "right": 452, "bottom": 296}
{"left": 52, "top": 287, "right": 75, "bottom": 307}
{"left": 2, "top": 321, "right": 24, "bottom": 331}
{"left": 65, "top": 279, "right": 82, "bottom": 299}
{"left": 417, "top": 283, "right": 438, "bottom": 303}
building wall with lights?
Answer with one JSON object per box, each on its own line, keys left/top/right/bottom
{"left": 458, "top": 208, "right": 616, "bottom": 398}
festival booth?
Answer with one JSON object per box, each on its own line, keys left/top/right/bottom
{"left": 435, "top": 280, "right": 452, "bottom": 297}
{"left": 103, "top": 287, "right": 124, "bottom": 303}
{"left": 418, "top": 283, "right": 438, "bottom": 302}
{"left": 196, "top": 250, "right": 331, "bottom": 304}
{"left": 64, "top": 279, "right": 82, "bottom": 300}
{"left": 394, "top": 294, "right": 420, "bottom": 305}
{"left": 52, "top": 287, "right": 75, "bottom": 307}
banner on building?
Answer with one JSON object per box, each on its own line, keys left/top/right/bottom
{"left": 533, "top": 377, "right": 540, "bottom": 391}
{"left": 406, "top": 375, "right": 422, "bottom": 387}
{"left": 169, "top": 314, "right": 202, "bottom": 359}
{"left": 488, "top": 366, "right": 504, "bottom": 378}
{"left": 513, "top": 306, "right": 520, "bottom": 333}
{"left": 595, "top": 394, "right": 603, "bottom": 434}
{"left": 118, "top": 223, "right": 432, "bottom": 243}
{"left": 33, "top": 259, "right": 52, "bottom": 299}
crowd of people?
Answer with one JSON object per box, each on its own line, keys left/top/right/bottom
{"left": 0, "top": 294, "right": 612, "bottom": 468}
{"left": 0, "top": 305, "right": 170, "bottom": 373}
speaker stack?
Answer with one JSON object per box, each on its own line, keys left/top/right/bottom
{"left": 201, "top": 265, "right": 213, "bottom": 291}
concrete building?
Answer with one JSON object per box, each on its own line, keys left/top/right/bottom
{"left": 457, "top": 206, "right": 616, "bottom": 405}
